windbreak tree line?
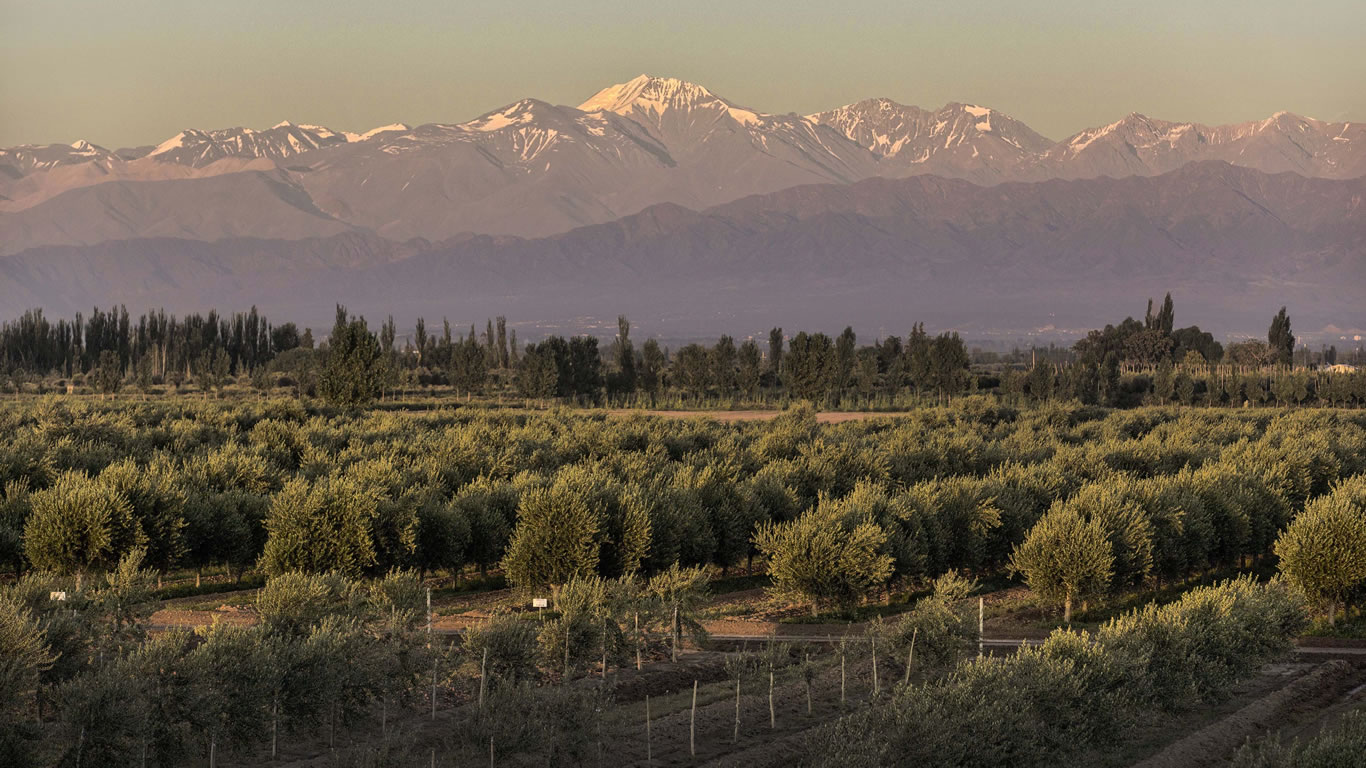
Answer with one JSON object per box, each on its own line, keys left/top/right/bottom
{"left": 1015, "top": 297, "right": 1366, "bottom": 408}
{"left": 5, "top": 299, "right": 1366, "bottom": 409}
{"left": 1, "top": 305, "right": 288, "bottom": 387}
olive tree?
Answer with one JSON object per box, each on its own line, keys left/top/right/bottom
{"left": 1275, "top": 477, "right": 1366, "bottom": 626}
{"left": 755, "top": 500, "right": 893, "bottom": 616}
{"left": 258, "top": 477, "right": 377, "bottom": 577}
{"left": 24, "top": 472, "right": 143, "bottom": 591}
{"left": 502, "top": 485, "right": 600, "bottom": 605}
{"left": 1011, "top": 504, "right": 1114, "bottom": 622}
{"left": 0, "top": 594, "right": 56, "bottom": 724}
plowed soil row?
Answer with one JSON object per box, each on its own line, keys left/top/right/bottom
{"left": 1131, "top": 660, "right": 1366, "bottom": 768}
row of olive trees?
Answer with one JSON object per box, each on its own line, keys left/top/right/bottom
{"left": 1011, "top": 470, "right": 1366, "bottom": 627}
{"left": 806, "top": 577, "right": 1307, "bottom": 768}
{"left": 4, "top": 400, "right": 1363, "bottom": 603}
{"left": 754, "top": 406, "right": 1365, "bottom": 619}
{"left": 1, "top": 559, "right": 718, "bottom": 768}
{"left": 2, "top": 564, "right": 439, "bottom": 768}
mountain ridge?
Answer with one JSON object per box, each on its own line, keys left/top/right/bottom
{"left": 4, "top": 161, "right": 1361, "bottom": 336}
{"left": 2, "top": 75, "right": 1360, "bottom": 244}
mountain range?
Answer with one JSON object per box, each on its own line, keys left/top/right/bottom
{"left": 1, "top": 75, "right": 1363, "bottom": 335}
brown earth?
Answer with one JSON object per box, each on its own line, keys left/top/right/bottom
{"left": 605, "top": 409, "right": 914, "bottom": 423}
{"left": 1131, "top": 660, "right": 1365, "bottom": 768}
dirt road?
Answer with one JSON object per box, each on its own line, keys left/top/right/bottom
{"left": 604, "top": 409, "right": 914, "bottom": 423}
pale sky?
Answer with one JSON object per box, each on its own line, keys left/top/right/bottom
{"left": 3, "top": 0, "right": 1364, "bottom": 148}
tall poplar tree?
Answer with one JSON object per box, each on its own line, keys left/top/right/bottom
{"left": 1268, "top": 307, "right": 1295, "bottom": 366}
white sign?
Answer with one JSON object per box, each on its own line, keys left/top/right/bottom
{"left": 532, "top": 598, "right": 549, "bottom": 609}
{"left": 50, "top": 591, "right": 67, "bottom": 601}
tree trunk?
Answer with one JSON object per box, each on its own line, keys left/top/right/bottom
{"left": 671, "top": 605, "right": 680, "bottom": 662}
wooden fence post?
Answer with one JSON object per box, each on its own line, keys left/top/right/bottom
{"left": 904, "top": 627, "right": 918, "bottom": 686}
{"left": 805, "top": 652, "right": 812, "bottom": 715}
{"left": 978, "top": 597, "right": 984, "bottom": 658}
{"left": 768, "top": 668, "right": 775, "bottom": 729}
{"left": 672, "top": 605, "right": 680, "bottom": 662}
{"left": 871, "top": 635, "right": 879, "bottom": 698}
{"left": 479, "top": 646, "right": 488, "bottom": 709}
{"left": 690, "top": 680, "right": 698, "bottom": 756}
{"left": 840, "top": 643, "right": 846, "bottom": 706}
{"left": 733, "top": 675, "right": 741, "bottom": 743}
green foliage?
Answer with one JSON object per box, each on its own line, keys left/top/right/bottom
{"left": 1275, "top": 475, "right": 1366, "bottom": 624}
{"left": 318, "top": 308, "right": 388, "bottom": 408}
{"left": 0, "top": 592, "right": 56, "bottom": 716}
{"left": 97, "top": 456, "right": 186, "bottom": 573}
{"left": 256, "top": 571, "right": 366, "bottom": 636}
{"left": 258, "top": 476, "right": 378, "bottom": 576}
{"left": 24, "top": 471, "right": 143, "bottom": 587}
{"left": 873, "top": 571, "right": 980, "bottom": 676}
{"left": 806, "top": 578, "right": 1306, "bottom": 768}
{"left": 1268, "top": 307, "right": 1295, "bottom": 366}
{"left": 502, "top": 484, "right": 601, "bottom": 597}
{"left": 462, "top": 611, "right": 540, "bottom": 685}
{"left": 1011, "top": 504, "right": 1113, "bottom": 621}
{"left": 756, "top": 495, "right": 893, "bottom": 614}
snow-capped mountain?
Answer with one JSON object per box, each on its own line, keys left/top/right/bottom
{"left": 577, "top": 74, "right": 876, "bottom": 183}
{"left": 0, "top": 140, "right": 117, "bottom": 177}
{"left": 145, "top": 122, "right": 355, "bottom": 167}
{"left": 1, "top": 74, "right": 1361, "bottom": 248}
{"left": 1026, "top": 111, "right": 1366, "bottom": 180}
{"left": 296, "top": 98, "right": 683, "bottom": 239}
{"left": 808, "top": 98, "right": 1053, "bottom": 183}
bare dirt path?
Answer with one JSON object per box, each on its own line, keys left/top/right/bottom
{"left": 605, "top": 409, "right": 914, "bottom": 423}
{"left": 1129, "top": 660, "right": 1365, "bottom": 768}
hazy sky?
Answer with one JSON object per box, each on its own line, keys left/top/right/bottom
{"left": 3, "top": 0, "right": 1364, "bottom": 148}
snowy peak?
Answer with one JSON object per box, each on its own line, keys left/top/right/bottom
{"left": 145, "top": 122, "right": 353, "bottom": 167}
{"left": 357, "top": 123, "right": 410, "bottom": 140}
{"left": 1032, "top": 109, "right": 1366, "bottom": 179}
{"left": 580, "top": 75, "right": 716, "bottom": 113}
{"left": 464, "top": 99, "right": 557, "bottom": 132}
{"left": 808, "top": 99, "right": 1051, "bottom": 178}
{"left": 578, "top": 74, "right": 763, "bottom": 126}
{"left": 0, "top": 140, "right": 117, "bottom": 176}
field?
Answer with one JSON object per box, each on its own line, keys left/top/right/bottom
{"left": 3, "top": 396, "right": 1366, "bottom": 767}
